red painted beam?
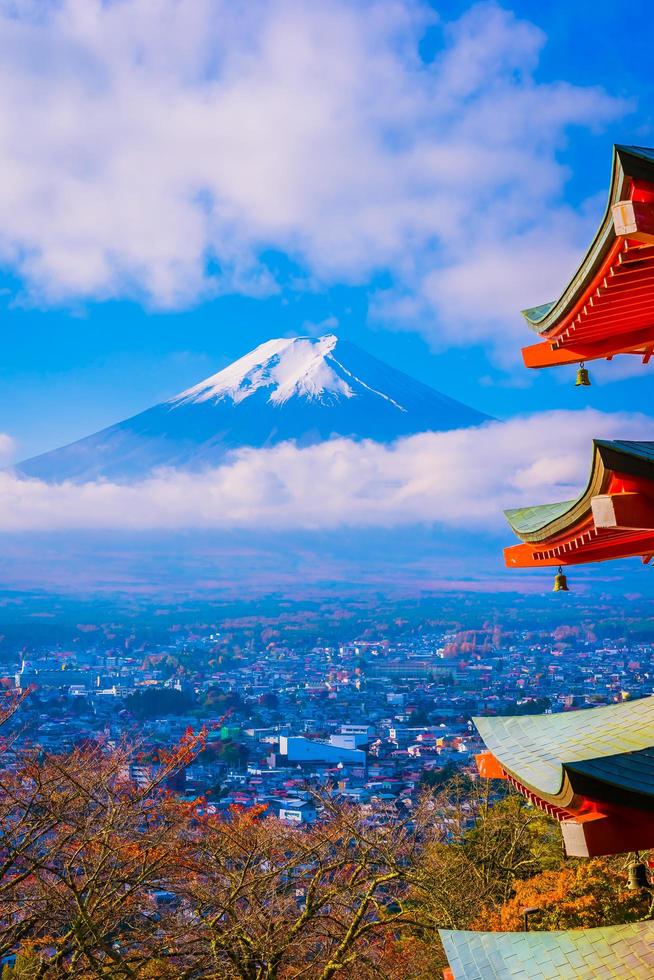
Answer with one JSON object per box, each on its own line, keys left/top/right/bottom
{"left": 486, "top": 765, "right": 654, "bottom": 858}
{"left": 561, "top": 310, "right": 654, "bottom": 340}
{"left": 607, "top": 263, "right": 654, "bottom": 285}
{"left": 561, "top": 807, "right": 654, "bottom": 858}
{"left": 558, "top": 323, "right": 654, "bottom": 351}
{"left": 587, "top": 283, "right": 654, "bottom": 307}
{"left": 521, "top": 325, "right": 654, "bottom": 368}
{"left": 475, "top": 751, "right": 507, "bottom": 780}
{"left": 617, "top": 243, "right": 654, "bottom": 267}
{"left": 573, "top": 297, "right": 654, "bottom": 326}
{"left": 504, "top": 531, "right": 654, "bottom": 568}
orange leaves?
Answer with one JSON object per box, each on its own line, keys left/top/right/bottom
{"left": 155, "top": 725, "right": 207, "bottom": 775}
{"left": 228, "top": 802, "right": 269, "bottom": 822}
{"left": 478, "top": 858, "right": 652, "bottom": 932}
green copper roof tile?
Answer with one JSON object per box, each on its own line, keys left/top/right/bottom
{"left": 521, "top": 301, "right": 556, "bottom": 324}
{"left": 504, "top": 501, "right": 576, "bottom": 536}
{"left": 473, "top": 696, "right": 654, "bottom": 799}
{"left": 440, "top": 922, "right": 654, "bottom": 979}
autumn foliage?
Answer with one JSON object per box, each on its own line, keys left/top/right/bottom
{"left": 477, "top": 859, "right": 653, "bottom": 932}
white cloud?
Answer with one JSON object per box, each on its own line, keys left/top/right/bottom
{"left": 0, "top": 433, "right": 15, "bottom": 462}
{"left": 0, "top": 0, "right": 626, "bottom": 356}
{"left": 1, "top": 409, "right": 650, "bottom": 532}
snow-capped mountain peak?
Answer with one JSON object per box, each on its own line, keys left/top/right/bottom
{"left": 16, "top": 334, "right": 491, "bottom": 482}
{"left": 171, "top": 335, "right": 361, "bottom": 408}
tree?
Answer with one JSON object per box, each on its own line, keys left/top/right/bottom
{"left": 0, "top": 729, "right": 206, "bottom": 977}
{"left": 419, "top": 762, "right": 460, "bottom": 790}
{"left": 2, "top": 952, "right": 42, "bottom": 979}
{"left": 479, "top": 858, "right": 653, "bottom": 932}
{"left": 0, "top": 766, "right": 444, "bottom": 979}
{"left": 212, "top": 738, "right": 249, "bottom": 766}
{"left": 0, "top": 686, "right": 648, "bottom": 980}
{"left": 404, "top": 781, "right": 564, "bottom": 974}
{"left": 170, "top": 795, "right": 441, "bottom": 980}
{"left": 462, "top": 791, "right": 563, "bottom": 904}
{"left": 125, "top": 687, "right": 194, "bottom": 719}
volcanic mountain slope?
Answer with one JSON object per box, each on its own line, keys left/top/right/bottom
{"left": 15, "top": 335, "right": 491, "bottom": 482}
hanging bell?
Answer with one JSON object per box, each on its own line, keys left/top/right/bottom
{"left": 575, "top": 362, "right": 591, "bottom": 387}
{"left": 628, "top": 861, "right": 650, "bottom": 890}
{"left": 553, "top": 566, "right": 569, "bottom": 592}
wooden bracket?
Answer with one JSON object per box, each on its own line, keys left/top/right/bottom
{"left": 591, "top": 492, "right": 654, "bottom": 530}
{"left": 612, "top": 199, "right": 654, "bottom": 244}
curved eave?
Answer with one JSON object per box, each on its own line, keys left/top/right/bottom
{"left": 522, "top": 145, "right": 654, "bottom": 336}
{"left": 566, "top": 747, "right": 654, "bottom": 810}
{"left": 504, "top": 440, "right": 654, "bottom": 544}
{"left": 504, "top": 441, "right": 608, "bottom": 544}
{"left": 473, "top": 696, "right": 654, "bottom": 805}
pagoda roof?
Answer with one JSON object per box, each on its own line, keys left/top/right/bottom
{"left": 504, "top": 440, "right": 654, "bottom": 567}
{"left": 506, "top": 440, "right": 654, "bottom": 541}
{"left": 473, "top": 696, "right": 654, "bottom": 807}
{"left": 440, "top": 921, "right": 654, "bottom": 979}
{"left": 524, "top": 146, "right": 654, "bottom": 333}
{"left": 520, "top": 144, "right": 654, "bottom": 367}
{"left": 474, "top": 699, "right": 654, "bottom": 857}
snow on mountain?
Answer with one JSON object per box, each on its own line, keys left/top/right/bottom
{"left": 170, "top": 335, "right": 407, "bottom": 410}
{"left": 172, "top": 336, "right": 355, "bottom": 407}
{"left": 15, "top": 335, "right": 491, "bottom": 483}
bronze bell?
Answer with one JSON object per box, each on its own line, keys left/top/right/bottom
{"left": 553, "top": 566, "right": 569, "bottom": 592}
{"left": 575, "top": 362, "right": 591, "bottom": 387}
{"left": 628, "top": 861, "right": 650, "bottom": 890}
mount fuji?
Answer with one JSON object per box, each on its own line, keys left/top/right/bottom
{"left": 15, "top": 335, "right": 490, "bottom": 483}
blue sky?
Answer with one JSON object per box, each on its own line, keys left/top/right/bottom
{"left": 1, "top": 0, "right": 654, "bottom": 595}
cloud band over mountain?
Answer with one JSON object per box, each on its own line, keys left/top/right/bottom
{"left": 3, "top": 410, "right": 651, "bottom": 533}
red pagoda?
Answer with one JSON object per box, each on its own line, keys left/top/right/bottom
{"left": 453, "top": 141, "right": 654, "bottom": 980}
{"left": 504, "top": 439, "right": 654, "bottom": 569}
{"left": 521, "top": 144, "right": 654, "bottom": 371}
{"left": 473, "top": 696, "right": 654, "bottom": 858}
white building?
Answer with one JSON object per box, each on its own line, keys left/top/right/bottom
{"left": 278, "top": 736, "right": 365, "bottom": 766}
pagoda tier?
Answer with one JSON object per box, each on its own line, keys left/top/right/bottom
{"left": 521, "top": 145, "right": 654, "bottom": 369}
{"left": 440, "top": 921, "right": 654, "bottom": 980}
{"left": 473, "top": 697, "right": 654, "bottom": 858}
{"left": 504, "top": 440, "right": 654, "bottom": 568}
